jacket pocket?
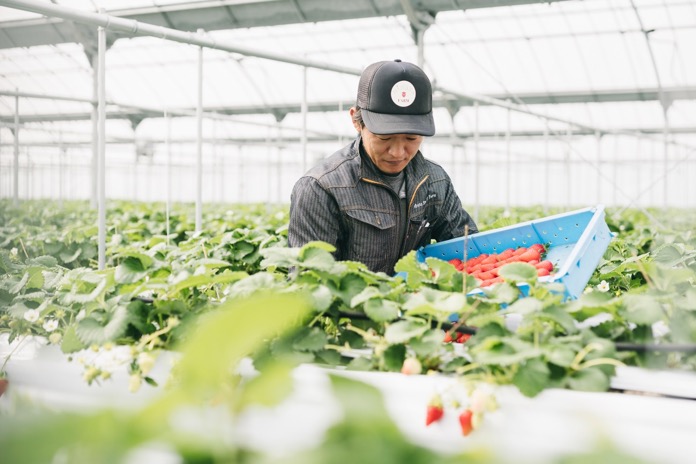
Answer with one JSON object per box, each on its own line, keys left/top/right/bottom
{"left": 344, "top": 209, "right": 397, "bottom": 272}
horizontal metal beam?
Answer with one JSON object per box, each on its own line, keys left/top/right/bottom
{"left": 4, "top": 86, "right": 696, "bottom": 124}
{"left": 0, "top": 0, "right": 572, "bottom": 50}
{"left": 4, "top": 126, "right": 696, "bottom": 149}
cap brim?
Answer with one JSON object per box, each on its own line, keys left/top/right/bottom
{"left": 362, "top": 109, "right": 435, "bottom": 136}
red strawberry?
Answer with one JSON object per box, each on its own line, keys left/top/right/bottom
{"left": 480, "top": 263, "right": 497, "bottom": 272}
{"left": 426, "top": 395, "right": 444, "bottom": 426}
{"left": 458, "top": 409, "right": 474, "bottom": 436}
{"left": 443, "top": 331, "right": 454, "bottom": 343}
{"left": 536, "top": 260, "right": 553, "bottom": 272}
{"left": 537, "top": 267, "right": 550, "bottom": 277}
{"left": 529, "top": 243, "right": 546, "bottom": 254}
{"left": 513, "top": 247, "right": 528, "bottom": 256}
{"left": 497, "top": 249, "right": 514, "bottom": 260}
{"left": 456, "top": 332, "right": 471, "bottom": 343}
{"left": 518, "top": 249, "right": 541, "bottom": 262}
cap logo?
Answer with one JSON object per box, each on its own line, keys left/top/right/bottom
{"left": 390, "top": 80, "right": 416, "bottom": 107}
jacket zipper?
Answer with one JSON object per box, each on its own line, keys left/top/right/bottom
{"left": 361, "top": 175, "right": 429, "bottom": 256}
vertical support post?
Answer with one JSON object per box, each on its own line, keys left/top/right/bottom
{"left": 565, "top": 126, "right": 572, "bottom": 209}
{"left": 97, "top": 15, "right": 107, "bottom": 270}
{"left": 662, "top": 106, "right": 669, "bottom": 209}
{"left": 90, "top": 53, "right": 98, "bottom": 209}
{"left": 195, "top": 29, "right": 204, "bottom": 233}
{"left": 59, "top": 145, "right": 66, "bottom": 208}
{"left": 301, "top": 65, "right": 308, "bottom": 175}
{"left": 238, "top": 146, "right": 244, "bottom": 203}
{"left": 13, "top": 91, "right": 19, "bottom": 206}
{"left": 473, "top": 102, "right": 480, "bottom": 222}
{"left": 165, "top": 109, "right": 172, "bottom": 246}
{"left": 595, "top": 131, "right": 601, "bottom": 206}
{"left": 612, "top": 135, "right": 619, "bottom": 206}
{"left": 505, "top": 106, "right": 511, "bottom": 215}
{"left": 276, "top": 121, "right": 282, "bottom": 204}
{"left": 450, "top": 113, "right": 456, "bottom": 188}
{"left": 543, "top": 125, "right": 549, "bottom": 214}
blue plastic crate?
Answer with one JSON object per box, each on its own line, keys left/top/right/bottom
{"left": 416, "top": 205, "right": 613, "bottom": 300}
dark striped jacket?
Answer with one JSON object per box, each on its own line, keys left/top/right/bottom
{"left": 288, "top": 136, "right": 478, "bottom": 274}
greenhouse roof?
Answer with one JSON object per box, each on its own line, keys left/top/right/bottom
{"left": 1, "top": 0, "right": 696, "bottom": 144}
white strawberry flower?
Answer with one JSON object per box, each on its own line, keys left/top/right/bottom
{"left": 23, "top": 309, "right": 40, "bottom": 323}
{"left": 597, "top": 280, "right": 610, "bottom": 292}
{"left": 42, "top": 318, "right": 59, "bottom": 332}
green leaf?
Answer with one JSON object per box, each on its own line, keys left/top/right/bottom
{"left": 9, "top": 272, "right": 29, "bottom": 294}
{"left": 174, "top": 292, "right": 309, "bottom": 396}
{"left": 567, "top": 366, "right": 611, "bottom": 392}
{"left": 292, "top": 327, "right": 328, "bottom": 352}
{"left": 167, "top": 271, "right": 248, "bottom": 296}
{"left": 299, "top": 244, "right": 338, "bottom": 271}
{"left": 544, "top": 345, "right": 576, "bottom": 367}
{"left": 540, "top": 306, "right": 579, "bottom": 334}
{"left": 409, "top": 328, "right": 445, "bottom": 357}
{"left": 333, "top": 273, "right": 367, "bottom": 304}
{"left": 27, "top": 255, "right": 58, "bottom": 268}
{"left": 470, "top": 337, "right": 541, "bottom": 366}
{"left": 346, "top": 356, "right": 372, "bottom": 371}
{"left": 350, "top": 287, "right": 383, "bottom": 308}
{"left": 512, "top": 357, "right": 550, "bottom": 397}
{"left": 260, "top": 246, "right": 301, "bottom": 269}
{"left": 498, "top": 262, "right": 538, "bottom": 282}
{"left": 310, "top": 285, "right": 333, "bottom": 312}
{"left": 60, "top": 325, "right": 86, "bottom": 353}
{"left": 651, "top": 244, "right": 684, "bottom": 267}
{"left": 382, "top": 344, "right": 406, "bottom": 371}
{"left": 26, "top": 267, "right": 45, "bottom": 290}
{"left": 66, "top": 280, "right": 108, "bottom": 304}
{"left": 505, "top": 297, "right": 543, "bottom": 315}
{"left": 393, "top": 250, "right": 430, "bottom": 288}
{"left": 76, "top": 304, "right": 130, "bottom": 344}
{"left": 236, "top": 359, "right": 295, "bottom": 408}
{"left": 190, "top": 258, "right": 232, "bottom": 270}
{"left": 621, "top": 294, "right": 663, "bottom": 325}
{"left": 226, "top": 272, "right": 278, "bottom": 299}
{"left": 115, "top": 257, "right": 149, "bottom": 284}
{"left": 384, "top": 318, "right": 429, "bottom": 344}
{"left": 114, "top": 250, "right": 154, "bottom": 269}
{"left": 425, "top": 257, "right": 459, "bottom": 290}
{"left": 59, "top": 247, "right": 82, "bottom": 264}
{"left": 401, "top": 287, "right": 467, "bottom": 319}
{"left": 364, "top": 298, "right": 400, "bottom": 323}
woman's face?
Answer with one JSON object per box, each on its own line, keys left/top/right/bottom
{"left": 351, "top": 110, "right": 424, "bottom": 174}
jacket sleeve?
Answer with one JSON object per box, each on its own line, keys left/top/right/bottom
{"left": 431, "top": 175, "right": 478, "bottom": 241}
{"left": 288, "top": 176, "right": 342, "bottom": 252}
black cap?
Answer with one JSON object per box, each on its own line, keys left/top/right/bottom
{"left": 356, "top": 59, "right": 435, "bottom": 136}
